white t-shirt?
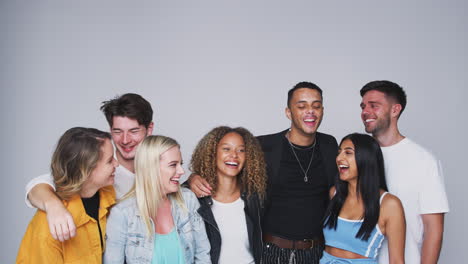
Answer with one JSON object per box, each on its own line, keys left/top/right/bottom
{"left": 377, "top": 138, "right": 449, "bottom": 264}
{"left": 24, "top": 165, "right": 135, "bottom": 207}
{"left": 211, "top": 197, "right": 254, "bottom": 264}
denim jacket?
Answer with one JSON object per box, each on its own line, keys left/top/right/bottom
{"left": 103, "top": 188, "right": 211, "bottom": 264}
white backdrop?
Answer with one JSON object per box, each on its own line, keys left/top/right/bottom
{"left": 2, "top": 1, "right": 466, "bottom": 262}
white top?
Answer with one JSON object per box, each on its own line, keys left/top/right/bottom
{"left": 211, "top": 197, "right": 254, "bottom": 264}
{"left": 24, "top": 165, "right": 134, "bottom": 207}
{"left": 377, "top": 138, "right": 449, "bottom": 264}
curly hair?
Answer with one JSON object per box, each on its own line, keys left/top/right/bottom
{"left": 190, "top": 126, "right": 267, "bottom": 200}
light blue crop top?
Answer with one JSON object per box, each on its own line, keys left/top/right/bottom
{"left": 323, "top": 192, "right": 388, "bottom": 259}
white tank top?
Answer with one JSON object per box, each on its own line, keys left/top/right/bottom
{"left": 211, "top": 197, "right": 254, "bottom": 264}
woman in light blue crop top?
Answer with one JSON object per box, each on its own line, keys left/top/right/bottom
{"left": 321, "top": 133, "right": 405, "bottom": 264}
{"left": 104, "top": 136, "right": 211, "bottom": 264}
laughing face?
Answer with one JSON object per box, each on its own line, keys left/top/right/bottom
{"left": 84, "top": 138, "right": 119, "bottom": 191}
{"left": 360, "top": 90, "right": 393, "bottom": 136}
{"left": 159, "top": 146, "right": 185, "bottom": 195}
{"left": 286, "top": 88, "right": 324, "bottom": 137}
{"left": 336, "top": 139, "right": 358, "bottom": 183}
{"left": 216, "top": 132, "right": 246, "bottom": 179}
{"left": 111, "top": 116, "right": 153, "bottom": 163}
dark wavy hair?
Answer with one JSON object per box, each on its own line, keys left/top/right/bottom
{"left": 323, "top": 133, "right": 388, "bottom": 241}
{"left": 100, "top": 93, "right": 153, "bottom": 128}
{"left": 190, "top": 126, "right": 266, "bottom": 200}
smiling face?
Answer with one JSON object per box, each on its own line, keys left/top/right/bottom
{"left": 286, "top": 88, "right": 324, "bottom": 137}
{"left": 159, "top": 146, "right": 185, "bottom": 195}
{"left": 85, "top": 138, "right": 119, "bottom": 190}
{"left": 111, "top": 116, "right": 153, "bottom": 162}
{"left": 360, "top": 90, "right": 394, "bottom": 137}
{"left": 336, "top": 139, "right": 358, "bottom": 183}
{"left": 216, "top": 132, "right": 246, "bottom": 179}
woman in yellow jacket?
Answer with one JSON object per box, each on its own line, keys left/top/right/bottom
{"left": 17, "top": 127, "right": 118, "bottom": 264}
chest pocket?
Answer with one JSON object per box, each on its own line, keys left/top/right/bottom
{"left": 125, "top": 233, "right": 152, "bottom": 263}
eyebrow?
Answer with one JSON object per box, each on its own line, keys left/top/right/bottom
{"left": 112, "top": 127, "right": 141, "bottom": 131}
{"left": 295, "top": 99, "right": 322, "bottom": 104}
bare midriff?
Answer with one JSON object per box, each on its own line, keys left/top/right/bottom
{"left": 324, "top": 246, "right": 368, "bottom": 259}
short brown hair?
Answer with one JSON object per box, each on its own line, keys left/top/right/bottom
{"left": 100, "top": 93, "right": 153, "bottom": 128}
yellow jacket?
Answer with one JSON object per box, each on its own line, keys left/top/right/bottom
{"left": 17, "top": 186, "right": 116, "bottom": 264}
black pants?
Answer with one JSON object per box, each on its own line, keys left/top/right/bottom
{"left": 261, "top": 242, "right": 324, "bottom": 264}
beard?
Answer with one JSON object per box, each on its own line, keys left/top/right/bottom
{"left": 365, "top": 115, "right": 391, "bottom": 136}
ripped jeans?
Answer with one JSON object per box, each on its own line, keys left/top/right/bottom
{"left": 261, "top": 242, "right": 323, "bottom": 264}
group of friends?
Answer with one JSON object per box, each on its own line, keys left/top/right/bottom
{"left": 16, "top": 80, "right": 449, "bottom": 264}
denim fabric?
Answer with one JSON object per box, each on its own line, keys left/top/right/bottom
{"left": 103, "top": 188, "right": 211, "bottom": 264}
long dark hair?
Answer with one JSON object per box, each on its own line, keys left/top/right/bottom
{"left": 323, "top": 133, "right": 388, "bottom": 241}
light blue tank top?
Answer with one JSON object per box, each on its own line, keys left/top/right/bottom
{"left": 152, "top": 228, "right": 185, "bottom": 264}
{"left": 323, "top": 192, "right": 388, "bottom": 259}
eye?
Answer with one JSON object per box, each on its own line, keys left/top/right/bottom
{"left": 223, "top": 147, "right": 230, "bottom": 151}
{"left": 345, "top": 151, "right": 354, "bottom": 155}
{"left": 312, "top": 103, "right": 322, "bottom": 109}
{"left": 238, "top": 149, "right": 245, "bottom": 153}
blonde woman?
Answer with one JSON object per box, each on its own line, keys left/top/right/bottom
{"left": 17, "top": 127, "right": 118, "bottom": 263}
{"left": 104, "top": 135, "right": 211, "bottom": 264}
{"left": 190, "top": 126, "right": 267, "bottom": 264}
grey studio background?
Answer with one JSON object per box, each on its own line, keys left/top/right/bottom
{"left": 1, "top": 1, "right": 466, "bottom": 263}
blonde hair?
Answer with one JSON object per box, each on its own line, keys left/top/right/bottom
{"left": 51, "top": 127, "right": 111, "bottom": 200}
{"left": 190, "top": 126, "right": 266, "bottom": 200}
{"left": 126, "top": 135, "right": 186, "bottom": 236}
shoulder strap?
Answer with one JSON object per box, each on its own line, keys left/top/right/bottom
{"left": 379, "top": 192, "right": 389, "bottom": 204}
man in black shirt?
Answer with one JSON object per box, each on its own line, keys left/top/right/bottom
{"left": 190, "top": 82, "right": 338, "bottom": 263}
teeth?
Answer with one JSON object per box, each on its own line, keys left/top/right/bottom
{"left": 171, "top": 178, "right": 180, "bottom": 182}
{"left": 365, "top": 119, "right": 375, "bottom": 123}
{"left": 304, "top": 119, "right": 315, "bottom": 122}
{"left": 339, "top": 165, "right": 349, "bottom": 168}
{"left": 225, "top": 162, "right": 238, "bottom": 166}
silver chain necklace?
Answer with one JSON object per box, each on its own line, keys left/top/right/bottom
{"left": 286, "top": 132, "right": 316, "bottom": 182}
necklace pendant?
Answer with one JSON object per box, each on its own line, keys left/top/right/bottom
{"left": 304, "top": 176, "right": 308, "bottom": 182}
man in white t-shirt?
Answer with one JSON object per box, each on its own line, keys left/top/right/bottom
{"left": 25, "top": 93, "right": 154, "bottom": 242}
{"left": 360, "top": 80, "right": 449, "bottom": 264}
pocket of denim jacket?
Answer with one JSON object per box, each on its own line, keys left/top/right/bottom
{"left": 126, "top": 234, "right": 152, "bottom": 262}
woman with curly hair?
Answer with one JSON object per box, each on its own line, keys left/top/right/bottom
{"left": 190, "top": 126, "right": 267, "bottom": 264}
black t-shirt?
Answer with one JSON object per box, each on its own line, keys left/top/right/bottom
{"left": 263, "top": 136, "right": 330, "bottom": 240}
{"left": 81, "top": 192, "right": 103, "bottom": 248}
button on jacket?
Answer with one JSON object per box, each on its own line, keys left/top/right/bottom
{"left": 103, "top": 187, "right": 211, "bottom": 264}
{"left": 17, "top": 186, "right": 116, "bottom": 264}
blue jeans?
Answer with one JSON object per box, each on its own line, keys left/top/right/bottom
{"left": 319, "top": 251, "right": 377, "bottom": 264}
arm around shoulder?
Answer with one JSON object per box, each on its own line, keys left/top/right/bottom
{"left": 27, "top": 178, "right": 76, "bottom": 242}
{"left": 381, "top": 194, "right": 406, "bottom": 264}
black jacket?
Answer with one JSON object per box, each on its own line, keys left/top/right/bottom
{"left": 197, "top": 192, "right": 263, "bottom": 264}
{"left": 256, "top": 129, "right": 338, "bottom": 219}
